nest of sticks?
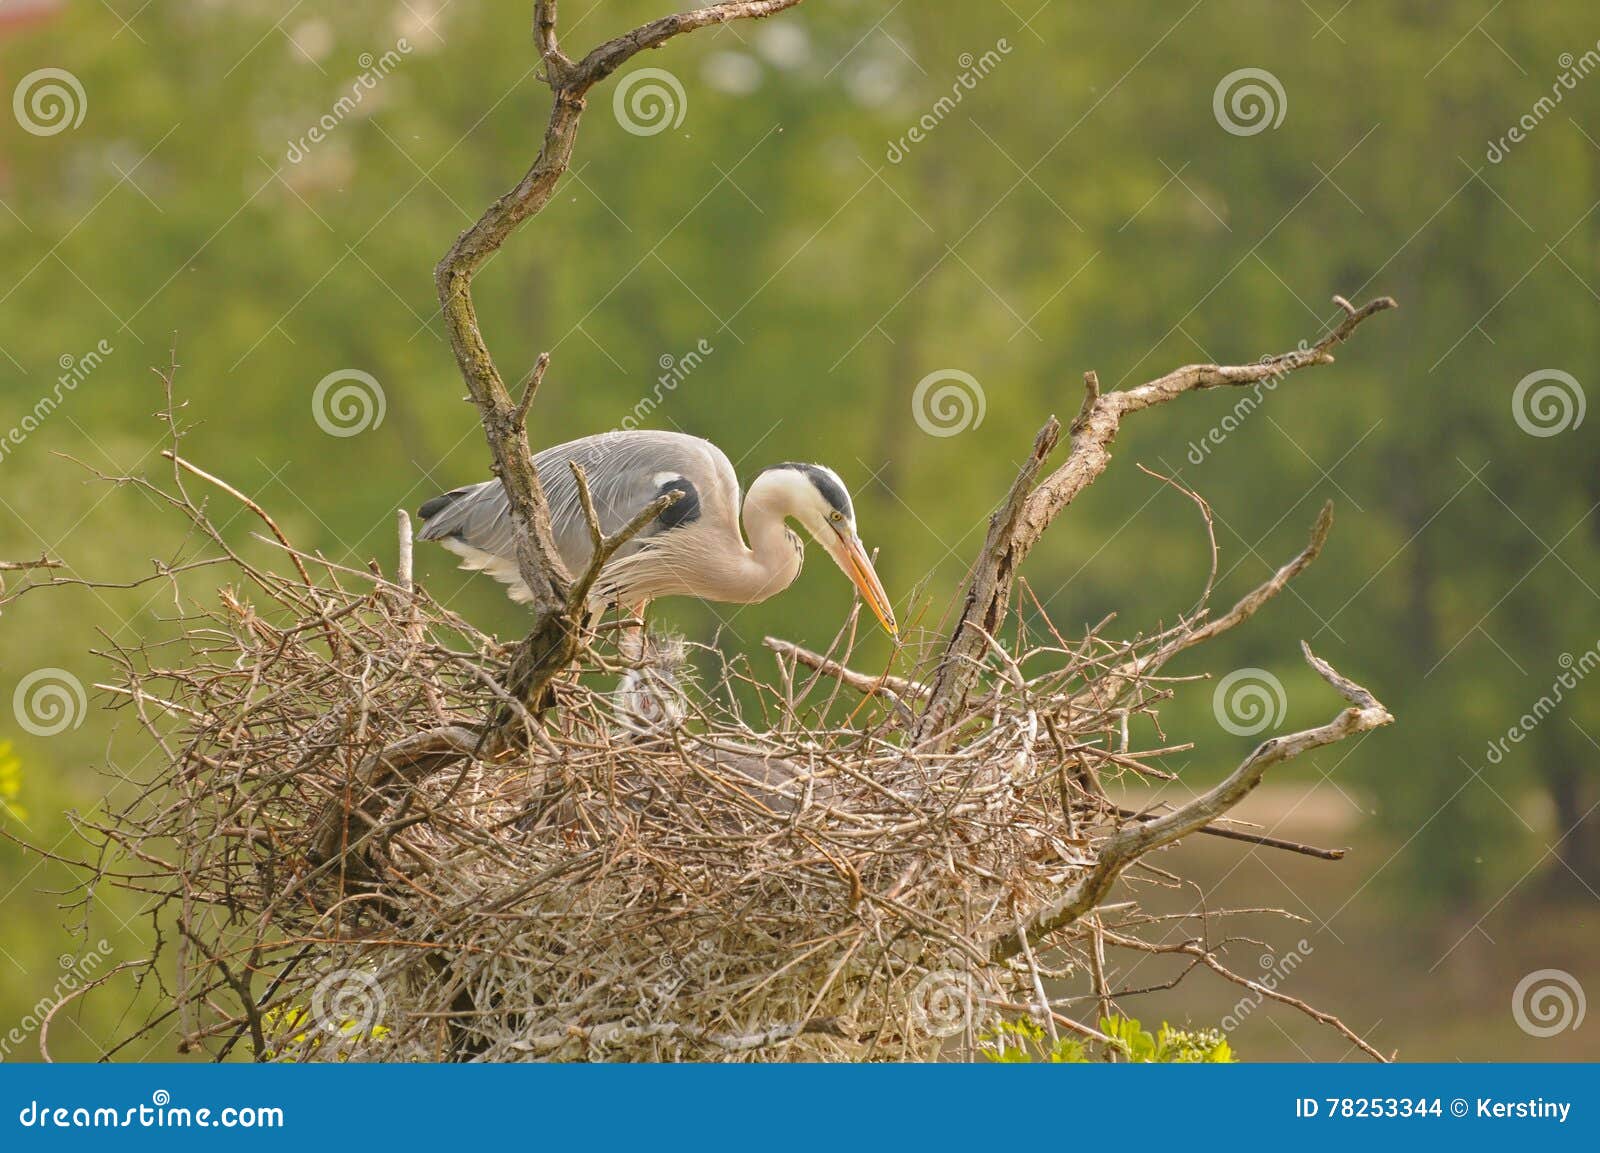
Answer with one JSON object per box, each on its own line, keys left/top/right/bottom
{"left": 27, "top": 297, "right": 1400, "bottom": 1061}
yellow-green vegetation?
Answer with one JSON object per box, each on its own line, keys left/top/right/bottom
{"left": 0, "top": 741, "right": 25, "bottom": 823}
{"left": 250, "top": 1004, "right": 390, "bottom": 1063}
{"left": 982, "top": 1016, "right": 1235, "bottom": 1064}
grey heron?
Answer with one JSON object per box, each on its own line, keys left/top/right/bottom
{"left": 415, "top": 430, "right": 898, "bottom": 638}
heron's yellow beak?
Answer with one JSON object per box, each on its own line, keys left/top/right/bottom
{"left": 831, "top": 530, "right": 898, "bottom": 639}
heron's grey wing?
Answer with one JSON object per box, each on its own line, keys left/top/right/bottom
{"left": 413, "top": 480, "right": 532, "bottom": 600}
{"left": 534, "top": 431, "right": 740, "bottom": 568}
{"left": 415, "top": 431, "right": 742, "bottom": 600}
{"left": 415, "top": 480, "right": 515, "bottom": 554}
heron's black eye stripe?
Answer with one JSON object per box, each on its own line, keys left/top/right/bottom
{"left": 654, "top": 477, "right": 700, "bottom": 530}
{"left": 761, "top": 462, "right": 853, "bottom": 520}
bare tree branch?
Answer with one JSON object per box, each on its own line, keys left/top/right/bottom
{"left": 566, "top": 461, "right": 683, "bottom": 613}
{"left": 433, "top": 0, "right": 810, "bottom": 709}
{"left": 1071, "top": 500, "right": 1334, "bottom": 712}
{"left": 989, "top": 642, "right": 1393, "bottom": 963}
{"left": 915, "top": 418, "right": 1061, "bottom": 744}
{"left": 916, "top": 295, "right": 1396, "bottom": 744}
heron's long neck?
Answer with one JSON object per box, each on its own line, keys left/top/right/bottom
{"left": 720, "top": 487, "right": 803, "bottom": 604}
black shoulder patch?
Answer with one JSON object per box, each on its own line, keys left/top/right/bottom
{"left": 763, "top": 462, "right": 852, "bottom": 520}
{"left": 655, "top": 476, "right": 700, "bottom": 530}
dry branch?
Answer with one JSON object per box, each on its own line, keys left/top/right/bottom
{"left": 989, "top": 641, "right": 1393, "bottom": 965}
{"left": 916, "top": 297, "right": 1396, "bottom": 743}
{"left": 433, "top": 0, "right": 809, "bottom": 713}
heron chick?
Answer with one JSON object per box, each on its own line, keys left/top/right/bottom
{"left": 611, "top": 632, "right": 690, "bottom": 737}
{"left": 415, "top": 430, "right": 897, "bottom": 637}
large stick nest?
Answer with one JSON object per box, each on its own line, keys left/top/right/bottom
{"left": 49, "top": 442, "right": 1389, "bottom": 1063}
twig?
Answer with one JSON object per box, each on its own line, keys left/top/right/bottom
{"left": 162, "top": 451, "right": 312, "bottom": 587}
{"left": 565, "top": 461, "right": 682, "bottom": 613}
{"left": 919, "top": 296, "right": 1395, "bottom": 745}
{"left": 513, "top": 352, "right": 551, "bottom": 431}
{"left": 397, "top": 509, "right": 414, "bottom": 593}
{"left": 1113, "top": 807, "right": 1347, "bottom": 860}
{"left": 990, "top": 644, "right": 1392, "bottom": 962}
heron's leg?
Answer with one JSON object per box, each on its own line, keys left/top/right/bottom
{"left": 577, "top": 599, "right": 605, "bottom": 642}
{"left": 617, "top": 599, "right": 650, "bottom": 664}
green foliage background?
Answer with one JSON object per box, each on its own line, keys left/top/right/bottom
{"left": 1, "top": 0, "right": 1596, "bottom": 1060}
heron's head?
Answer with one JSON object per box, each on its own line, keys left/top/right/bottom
{"left": 752, "top": 463, "right": 898, "bottom": 639}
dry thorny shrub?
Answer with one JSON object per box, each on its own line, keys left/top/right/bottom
{"left": 9, "top": 299, "right": 1398, "bottom": 1061}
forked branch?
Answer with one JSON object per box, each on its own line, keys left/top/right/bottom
{"left": 433, "top": 0, "right": 808, "bottom": 704}
{"left": 916, "top": 295, "right": 1397, "bottom": 743}
{"left": 989, "top": 642, "right": 1393, "bottom": 964}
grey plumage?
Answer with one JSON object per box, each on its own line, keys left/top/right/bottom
{"left": 416, "top": 428, "right": 898, "bottom": 638}
{"left": 417, "top": 430, "right": 775, "bottom": 606}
